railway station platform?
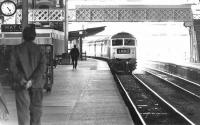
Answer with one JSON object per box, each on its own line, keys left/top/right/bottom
{"left": 145, "top": 60, "right": 200, "bottom": 84}
{"left": 1, "top": 58, "right": 134, "bottom": 125}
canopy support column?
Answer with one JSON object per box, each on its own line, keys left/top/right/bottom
{"left": 185, "top": 21, "right": 199, "bottom": 63}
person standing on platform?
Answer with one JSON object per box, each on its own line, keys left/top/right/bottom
{"left": 9, "top": 24, "right": 46, "bottom": 125}
{"left": 70, "top": 45, "right": 80, "bottom": 69}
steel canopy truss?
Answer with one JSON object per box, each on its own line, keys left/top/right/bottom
{"left": 12, "top": 5, "right": 193, "bottom": 23}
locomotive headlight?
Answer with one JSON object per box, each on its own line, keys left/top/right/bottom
{"left": 112, "top": 51, "right": 115, "bottom": 58}
{"left": 132, "top": 50, "right": 134, "bottom": 54}
{"left": 112, "top": 49, "right": 116, "bottom": 54}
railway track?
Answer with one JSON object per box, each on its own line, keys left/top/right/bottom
{"left": 138, "top": 68, "right": 200, "bottom": 124}
{"left": 134, "top": 69, "right": 200, "bottom": 124}
{"left": 145, "top": 68, "right": 200, "bottom": 99}
{"left": 113, "top": 73, "right": 194, "bottom": 125}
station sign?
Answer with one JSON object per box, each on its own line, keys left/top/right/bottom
{"left": 1, "top": 24, "right": 22, "bottom": 32}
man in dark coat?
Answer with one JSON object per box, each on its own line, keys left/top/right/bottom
{"left": 9, "top": 24, "right": 46, "bottom": 125}
{"left": 70, "top": 45, "right": 80, "bottom": 69}
{"left": 0, "top": 82, "right": 9, "bottom": 121}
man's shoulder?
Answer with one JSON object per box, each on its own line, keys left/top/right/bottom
{"left": 18, "top": 42, "right": 43, "bottom": 53}
{"left": 75, "top": 48, "right": 79, "bottom": 52}
{"left": 12, "top": 44, "right": 22, "bottom": 52}
{"left": 71, "top": 48, "right": 75, "bottom": 52}
{"left": 17, "top": 41, "right": 37, "bottom": 48}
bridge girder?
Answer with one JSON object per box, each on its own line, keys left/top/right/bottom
{"left": 3, "top": 4, "right": 193, "bottom": 23}
{"left": 75, "top": 5, "right": 193, "bottom": 22}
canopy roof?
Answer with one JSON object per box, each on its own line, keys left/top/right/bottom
{"left": 68, "top": 26, "right": 106, "bottom": 41}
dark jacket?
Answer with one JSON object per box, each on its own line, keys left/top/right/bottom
{"left": 70, "top": 48, "right": 80, "bottom": 59}
{"left": 0, "top": 83, "right": 9, "bottom": 119}
{"left": 9, "top": 42, "right": 46, "bottom": 89}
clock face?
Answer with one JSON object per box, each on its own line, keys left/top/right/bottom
{"left": 0, "top": 0, "right": 17, "bottom": 16}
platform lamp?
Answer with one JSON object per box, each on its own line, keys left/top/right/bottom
{"left": 79, "top": 31, "right": 83, "bottom": 60}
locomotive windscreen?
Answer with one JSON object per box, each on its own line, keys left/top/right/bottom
{"left": 124, "top": 39, "right": 135, "bottom": 46}
{"left": 112, "top": 39, "right": 123, "bottom": 46}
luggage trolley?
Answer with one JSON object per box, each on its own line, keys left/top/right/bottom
{"left": 0, "top": 27, "right": 65, "bottom": 92}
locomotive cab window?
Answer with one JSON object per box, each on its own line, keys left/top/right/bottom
{"left": 112, "top": 39, "right": 123, "bottom": 46}
{"left": 124, "top": 39, "right": 135, "bottom": 46}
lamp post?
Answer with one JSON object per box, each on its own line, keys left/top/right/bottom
{"left": 79, "top": 31, "right": 83, "bottom": 60}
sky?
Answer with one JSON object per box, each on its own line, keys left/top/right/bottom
{"left": 67, "top": 0, "right": 199, "bottom": 9}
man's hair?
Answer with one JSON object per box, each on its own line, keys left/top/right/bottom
{"left": 74, "top": 45, "right": 76, "bottom": 48}
{"left": 22, "top": 24, "right": 36, "bottom": 41}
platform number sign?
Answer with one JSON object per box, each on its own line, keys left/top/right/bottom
{"left": 0, "top": 0, "right": 17, "bottom": 16}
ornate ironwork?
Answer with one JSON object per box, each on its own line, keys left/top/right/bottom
{"left": 118, "top": 9, "right": 132, "bottom": 22}
{"left": 76, "top": 5, "right": 193, "bottom": 22}
{"left": 91, "top": 9, "right": 105, "bottom": 21}
{"left": 105, "top": 8, "right": 118, "bottom": 21}
{"left": 160, "top": 9, "right": 174, "bottom": 21}
{"left": 15, "top": 9, "right": 76, "bottom": 23}
{"left": 133, "top": 9, "right": 146, "bottom": 21}
{"left": 174, "top": 9, "right": 192, "bottom": 21}
{"left": 193, "top": 14, "right": 200, "bottom": 20}
{"left": 68, "top": 9, "right": 76, "bottom": 21}
{"left": 76, "top": 9, "right": 90, "bottom": 21}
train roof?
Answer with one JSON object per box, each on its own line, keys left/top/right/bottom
{"left": 87, "top": 36, "right": 110, "bottom": 43}
{"left": 111, "top": 32, "right": 135, "bottom": 39}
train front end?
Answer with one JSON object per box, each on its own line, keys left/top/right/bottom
{"left": 109, "top": 32, "right": 137, "bottom": 74}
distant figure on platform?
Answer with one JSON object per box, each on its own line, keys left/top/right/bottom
{"left": 9, "top": 24, "right": 46, "bottom": 125}
{"left": 70, "top": 45, "right": 80, "bottom": 69}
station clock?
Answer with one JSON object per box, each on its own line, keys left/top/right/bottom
{"left": 0, "top": 0, "right": 17, "bottom": 16}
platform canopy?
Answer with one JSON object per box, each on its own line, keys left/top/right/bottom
{"left": 68, "top": 26, "right": 106, "bottom": 41}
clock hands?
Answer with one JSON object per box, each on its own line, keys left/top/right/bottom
{"left": 7, "top": 7, "right": 11, "bottom": 12}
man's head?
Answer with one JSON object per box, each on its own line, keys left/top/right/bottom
{"left": 22, "top": 24, "right": 36, "bottom": 42}
{"left": 74, "top": 45, "right": 76, "bottom": 48}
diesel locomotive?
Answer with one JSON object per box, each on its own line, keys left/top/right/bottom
{"left": 85, "top": 32, "right": 137, "bottom": 74}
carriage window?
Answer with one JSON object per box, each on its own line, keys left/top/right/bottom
{"left": 124, "top": 39, "right": 135, "bottom": 46}
{"left": 112, "top": 39, "right": 123, "bottom": 46}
